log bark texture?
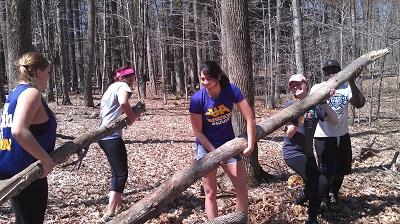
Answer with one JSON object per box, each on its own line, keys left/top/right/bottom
{"left": 0, "top": 102, "right": 146, "bottom": 205}
{"left": 109, "top": 49, "right": 389, "bottom": 223}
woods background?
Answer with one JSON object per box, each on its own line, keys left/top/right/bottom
{"left": 0, "top": 0, "right": 399, "bottom": 114}
{"left": 0, "top": 0, "right": 400, "bottom": 223}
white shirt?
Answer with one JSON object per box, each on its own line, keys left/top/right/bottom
{"left": 100, "top": 81, "right": 132, "bottom": 139}
{"left": 311, "top": 82, "right": 352, "bottom": 137}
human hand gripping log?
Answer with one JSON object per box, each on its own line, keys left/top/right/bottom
{"left": 0, "top": 101, "right": 146, "bottom": 205}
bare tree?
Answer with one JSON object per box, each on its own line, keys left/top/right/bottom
{"left": 84, "top": 0, "right": 95, "bottom": 107}
{"left": 5, "top": 0, "right": 33, "bottom": 89}
{"left": 56, "top": 0, "right": 71, "bottom": 105}
{"left": 221, "top": 0, "right": 271, "bottom": 186}
{"left": 292, "top": 0, "right": 305, "bottom": 74}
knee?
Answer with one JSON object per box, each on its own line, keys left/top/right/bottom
{"left": 203, "top": 187, "right": 217, "bottom": 200}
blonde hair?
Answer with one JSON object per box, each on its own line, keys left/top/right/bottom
{"left": 18, "top": 52, "right": 50, "bottom": 86}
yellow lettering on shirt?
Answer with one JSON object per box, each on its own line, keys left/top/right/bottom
{"left": 205, "top": 105, "right": 231, "bottom": 118}
{"left": 0, "top": 138, "right": 11, "bottom": 151}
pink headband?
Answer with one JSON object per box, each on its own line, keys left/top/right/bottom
{"left": 115, "top": 68, "right": 135, "bottom": 78}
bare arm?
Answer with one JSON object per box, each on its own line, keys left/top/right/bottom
{"left": 321, "top": 103, "right": 339, "bottom": 124}
{"left": 236, "top": 99, "right": 256, "bottom": 157}
{"left": 190, "top": 113, "right": 215, "bottom": 152}
{"left": 118, "top": 91, "right": 137, "bottom": 125}
{"left": 11, "top": 89, "right": 55, "bottom": 177}
{"left": 348, "top": 70, "right": 366, "bottom": 108}
{"left": 348, "top": 79, "right": 366, "bottom": 108}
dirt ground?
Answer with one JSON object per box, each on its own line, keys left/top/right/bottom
{"left": 0, "top": 89, "right": 400, "bottom": 224}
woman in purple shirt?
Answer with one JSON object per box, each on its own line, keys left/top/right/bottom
{"left": 189, "top": 61, "right": 256, "bottom": 219}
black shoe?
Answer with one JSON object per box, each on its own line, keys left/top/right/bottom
{"left": 295, "top": 190, "right": 308, "bottom": 205}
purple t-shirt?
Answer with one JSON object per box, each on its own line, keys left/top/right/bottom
{"left": 189, "top": 83, "right": 244, "bottom": 148}
{"left": 282, "top": 100, "right": 326, "bottom": 159}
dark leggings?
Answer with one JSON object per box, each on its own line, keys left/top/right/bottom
{"left": 285, "top": 155, "right": 328, "bottom": 216}
{"left": 11, "top": 177, "right": 48, "bottom": 224}
{"left": 99, "top": 137, "right": 128, "bottom": 193}
{"left": 315, "top": 134, "right": 351, "bottom": 197}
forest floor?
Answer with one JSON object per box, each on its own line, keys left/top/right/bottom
{"left": 1, "top": 90, "right": 400, "bottom": 224}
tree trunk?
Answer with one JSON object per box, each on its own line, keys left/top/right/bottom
{"left": 108, "top": 49, "right": 389, "bottom": 224}
{"left": 349, "top": 0, "right": 359, "bottom": 125}
{"left": 56, "top": 0, "right": 72, "bottom": 105}
{"left": 73, "top": 0, "right": 84, "bottom": 91}
{"left": 291, "top": 0, "right": 305, "bottom": 74}
{"left": 5, "top": 0, "right": 33, "bottom": 89}
{"left": 0, "top": 1, "right": 7, "bottom": 104}
{"left": 0, "top": 102, "right": 146, "bottom": 205}
{"left": 193, "top": 0, "right": 202, "bottom": 87}
{"left": 84, "top": 0, "right": 95, "bottom": 107}
{"left": 101, "top": 0, "right": 109, "bottom": 94}
{"left": 220, "top": 0, "right": 269, "bottom": 186}
{"left": 66, "top": 0, "right": 78, "bottom": 92}
{"left": 274, "top": 0, "right": 282, "bottom": 106}
{"left": 146, "top": 27, "right": 156, "bottom": 96}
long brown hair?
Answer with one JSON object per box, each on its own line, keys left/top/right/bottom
{"left": 200, "top": 61, "right": 230, "bottom": 88}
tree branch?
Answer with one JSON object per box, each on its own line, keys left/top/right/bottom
{"left": 109, "top": 49, "right": 389, "bottom": 223}
{"left": 0, "top": 102, "right": 146, "bottom": 205}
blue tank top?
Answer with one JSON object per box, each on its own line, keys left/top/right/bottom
{"left": 0, "top": 84, "right": 57, "bottom": 176}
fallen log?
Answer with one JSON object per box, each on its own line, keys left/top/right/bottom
{"left": 0, "top": 101, "right": 146, "bottom": 205}
{"left": 204, "top": 212, "right": 247, "bottom": 224}
{"left": 354, "top": 136, "right": 377, "bottom": 161}
{"left": 109, "top": 49, "right": 389, "bottom": 224}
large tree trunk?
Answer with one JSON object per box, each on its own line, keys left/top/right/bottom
{"left": 84, "top": 0, "right": 95, "bottom": 107}
{"left": 193, "top": 0, "right": 202, "bottom": 87}
{"left": 56, "top": 0, "right": 72, "bottom": 105}
{"left": 220, "top": 0, "right": 269, "bottom": 186}
{"left": 108, "top": 49, "right": 388, "bottom": 224}
{"left": 66, "top": 0, "right": 78, "bottom": 92}
{"left": 0, "top": 102, "right": 146, "bottom": 205}
{"left": 73, "top": 0, "right": 84, "bottom": 91}
{"left": 291, "top": 0, "right": 305, "bottom": 74}
{"left": 5, "top": 0, "right": 33, "bottom": 89}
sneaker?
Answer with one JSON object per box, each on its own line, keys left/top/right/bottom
{"left": 329, "top": 193, "right": 338, "bottom": 204}
{"left": 295, "top": 190, "right": 308, "bottom": 205}
{"left": 99, "top": 213, "right": 114, "bottom": 223}
{"left": 320, "top": 194, "right": 330, "bottom": 207}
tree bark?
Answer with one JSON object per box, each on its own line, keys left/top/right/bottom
{"left": 66, "top": 0, "right": 78, "bottom": 92}
{"left": 84, "top": 0, "right": 95, "bottom": 107}
{"left": 291, "top": 0, "right": 305, "bottom": 74}
{"left": 220, "top": 0, "right": 269, "bottom": 186}
{"left": 5, "top": 0, "right": 33, "bottom": 89}
{"left": 108, "top": 49, "right": 388, "bottom": 224}
{"left": 193, "top": 0, "right": 202, "bottom": 87}
{"left": 56, "top": 0, "right": 72, "bottom": 105}
{"left": 0, "top": 102, "right": 146, "bottom": 205}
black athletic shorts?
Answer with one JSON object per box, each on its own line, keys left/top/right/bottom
{"left": 314, "top": 133, "right": 352, "bottom": 176}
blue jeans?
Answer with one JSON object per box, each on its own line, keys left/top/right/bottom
{"left": 195, "top": 144, "right": 242, "bottom": 164}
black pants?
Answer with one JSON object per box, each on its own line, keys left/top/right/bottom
{"left": 285, "top": 155, "right": 328, "bottom": 215}
{"left": 99, "top": 137, "right": 128, "bottom": 193}
{"left": 315, "top": 134, "right": 352, "bottom": 197}
{"left": 11, "top": 177, "right": 48, "bottom": 224}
